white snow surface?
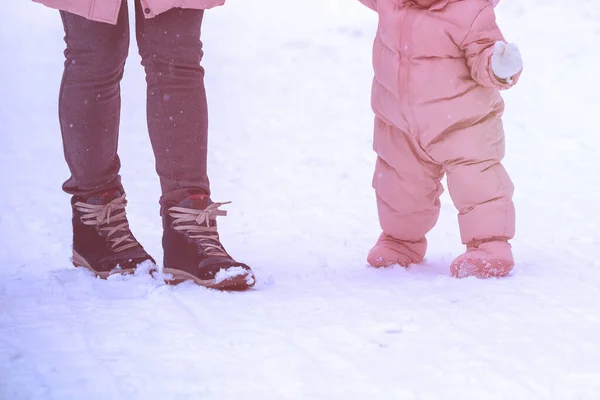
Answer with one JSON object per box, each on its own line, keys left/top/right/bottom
{"left": 214, "top": 266, "right": 251, "bottom": 284}
{"left": 1, "top": 1, "right": 600, "bottom": 399}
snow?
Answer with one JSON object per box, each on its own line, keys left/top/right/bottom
{"left": 214, "top": 266, "right": 250, "bottom": 284}
{"left": 1, "top": 0, "right": 599, "bottom": 399}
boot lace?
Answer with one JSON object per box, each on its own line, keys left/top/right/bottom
{"left": 168, "top": 201, "right": 230, "bottom": 257}
{"left": 74, "top": 194, "right": 140, "bottom": 253}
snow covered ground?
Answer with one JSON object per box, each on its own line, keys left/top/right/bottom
{"left": 1, "top": 0, "right": 600, "bottom": 399}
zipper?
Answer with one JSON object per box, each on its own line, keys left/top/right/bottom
{"left": 399, "top": 5, "right": 418, "bottom": 136}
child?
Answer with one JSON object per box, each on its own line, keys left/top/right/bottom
{"left": 358, "top": 0, "right": 523, "bottom": 278}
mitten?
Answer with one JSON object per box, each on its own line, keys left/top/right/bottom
{"left": 491, "top": 41, "right": 523, "bottom": 83}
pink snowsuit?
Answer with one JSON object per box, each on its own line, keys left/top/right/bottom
{"left": 360, "top": 0, "right": 521, "bottom": 277}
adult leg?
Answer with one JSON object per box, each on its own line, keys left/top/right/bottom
{"left": 59, "top": 1, "right": 129, "bottom": 196}
{"left": 60, "top": 3, "right": 155, "bottom": 276}
{"left": 135, "top": 2, "right": 254, "bottom": 289}
{"left": 135, "top": 1, "right": 209, "bottom": 207}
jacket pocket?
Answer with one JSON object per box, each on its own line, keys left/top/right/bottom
{"left": 89, "top": 0, "right": 122, "bottom": 24}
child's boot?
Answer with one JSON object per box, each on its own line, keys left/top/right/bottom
{"left": 450, "top": 238, "right": 514, "bottom": 278}
{"left": 367, "top": 233, "right": 426, "bottom": 268}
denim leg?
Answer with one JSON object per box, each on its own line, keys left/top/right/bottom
{"left": 135, "top": 0, "right": 210, "bottom": 209}
{"left": 59, "top": 1, "right": 130, "bottom": 197}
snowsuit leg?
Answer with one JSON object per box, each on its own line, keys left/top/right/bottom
{"left": 425, "top": 116, "right": 515, "bottom": 248}
{"left": 369, "top": 117, "right": 444, "bottom": 265}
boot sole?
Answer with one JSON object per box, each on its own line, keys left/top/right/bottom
{"left": 162, "top": 268, "right": 256, "bottom": 291}
{"left": 72, "top": 250, "right": 156, "bottom": 279}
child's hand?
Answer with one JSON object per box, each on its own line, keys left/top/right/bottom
{"left": 491, "top": 41, "right": 522, "bottom": 84}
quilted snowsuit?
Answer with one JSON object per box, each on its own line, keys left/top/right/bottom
{"left": 32, "top": 0, "right": 223, "bottom": 24}
{"left": 360, "top": 0, "right": 521, "bottom": 268}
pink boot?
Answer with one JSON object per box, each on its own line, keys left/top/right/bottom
{"left": 367, "top": 233, "right": 426, "bottom": 268}
{"left": 450, "top": 239, "right": 514, "bottom": 279}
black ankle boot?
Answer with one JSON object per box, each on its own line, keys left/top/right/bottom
{"left": 71, "top": 188, "right": 156, "bottom": 277}
{"left": 162, "top": 194, "right": 255, "bottom": 290}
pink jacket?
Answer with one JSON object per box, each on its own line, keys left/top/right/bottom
{"left": 33, "top": 0, "right": 224, "bottom": 24}
{"left": 359, "top": 0, "right": 519, "bottom": 146}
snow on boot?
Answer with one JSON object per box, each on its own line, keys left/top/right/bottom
{"left": 450, "top": 240, "right": 514, "bottom": 279}
{"left": 162, "top": 194, "right": 255, "bottom": 291}
{"left": 71, "top": 188, "right": 156, "bottom": 278}
{"left": 367, "top": 233, "right": 426, "bottom": 268}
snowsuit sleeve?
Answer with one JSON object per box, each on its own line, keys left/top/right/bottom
{"left": 358, "top": 0, "right": 377, "bottom": 11}
{"left": 460, "top": 5, "right": 521, "bottom": 90}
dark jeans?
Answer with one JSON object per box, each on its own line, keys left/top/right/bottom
{"left": 59, "top": 0, "right": 210, "bottom": 209}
